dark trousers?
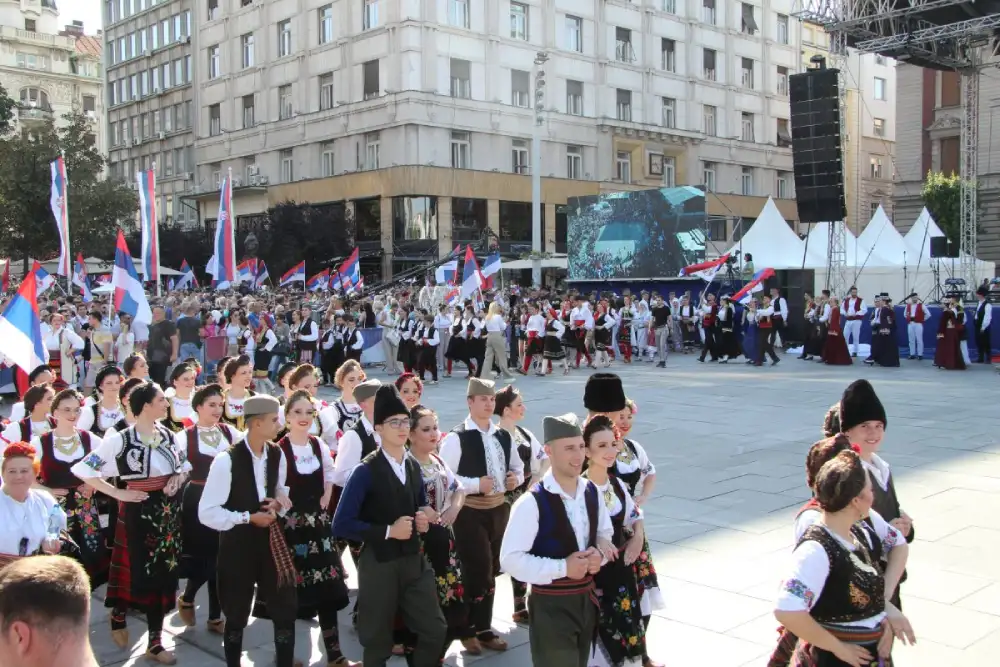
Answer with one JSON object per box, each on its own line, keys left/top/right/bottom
{"left": 758, "top": 328, "right": 779, "bottom": 363}
{"left": 218, "top": 538, "right": 298, "bottom": 667}
{"left": 976, "top": 327, "right": 991, "bottom": 362}
{"left": 452, "top": 503, "right": 510, "bottom": 635}
{"left": 527, "top": 591, "right": 596, "bottom": 667}
{"left": 417, "top": 346, "right": 438, "bottom": 381}
{"left": 699, "top": 328, "right": 718, "bottom": 361}
{"left": 149, "top": 360, "right": 169, "bottom": 387}
{"left": 357, "top": 549, "right": 447, "bottom": 667}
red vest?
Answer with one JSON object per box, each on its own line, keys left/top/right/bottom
{"left": 907, "top": 304, "right": 925, "bottom": 324}
{"left": 846, "top": 297, "right": 863, "bottom": 320}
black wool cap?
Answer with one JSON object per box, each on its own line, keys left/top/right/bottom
{"left": 583, "top": 373, "right": 627, "bottom": 413}
{"left": 839, "top": 379, "right": 887, "bottom": 432}
{"left": 373, "top": 385, "right": 409, "bottom": 425}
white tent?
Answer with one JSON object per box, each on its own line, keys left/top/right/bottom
{"left": 801, "top": 222, "right": 859, "bottom": 269}
{"left": 855, "top": 205, "right": 910, "bottom": 267}
{"left": 904, "top": 207, "right": 946, "bottom": 259}
{"left": 727, "top": 198, "right": 810, "bottom": 269}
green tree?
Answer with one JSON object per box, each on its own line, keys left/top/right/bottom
{"left": 0, "top": 111, "right": 137, "bottom": 274}
{"left": 921, "top": 171, "right": 962, "bottom": 243}
{"left": 0, "top": 83, "right": 14, "bottom": 136}
{"left": 252, "top": 201, "right": 353, "bottom": 276}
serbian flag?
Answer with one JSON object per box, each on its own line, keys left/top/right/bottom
{"left": 480, "top": 250, "right": 501, "bottom": 290}
{"left": 1, "top": 259, "right": 9, "bottom": 293}
{"left": 72, "top": 253, "right": 93, "bottom": 303}
{"left": 329, "top": 271, "right": 343, "bottom": 292}
{"left": 349, "top": 276, "right": 364, "bottom": 294}
{"left": 338, "top": 249, "right": 360, "bottom": 289}
{"left": 307, "top": 268, "right": 330, "bottom": 291}
{"left": 444, "top": 284, "right": 461, "bottom": 307}
{"left": 435, "top": 259, "right": 458, "bottom": 285}
{"left": 50, "top": 156, "right": 71, "bottom": 276}
{"left": 237, "top": 258, "right": 258, "bottom": 284}
{"left": 167, "top": 278, "right": 176, "bottom": 291}
{"left": 678, "top": 253, "right": 730, "bottom": 281}
{"left": 732, "top": 268, "right": 776, "bottom": 306}
{"left": 254, "top": 261, "right": 270, "bottom": 288}
{"left": 0, "top": 274, "right": 48, "bottom": 375}
{"left": 175, "top": 259, "right": 197, "bottom": 289}
{"left": 32, "top": 261, "right": 55, "bottom": 295}
{"left": 460, "top": 245, "right": 482, "bottom": 300}
{"left": 280, "top": 261, "right": 306, "bottom": 287}
{"left": 137, "top": 169, "right": 159, "bottom": 282}
{"left": 112, "top": 229, "right": 153, "bottom": 324}
{"left": 207, "top": 173, "right": 237, "bottom": 284}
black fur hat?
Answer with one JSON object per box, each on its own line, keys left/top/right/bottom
{"left": 583, "top": 373, "right": 627, "bottom": 413}
{"left": 373, "top": 385, "right": 409, "bottom": 425}
{"left": 839, "top": 380, "right": 886, "bottom": 432}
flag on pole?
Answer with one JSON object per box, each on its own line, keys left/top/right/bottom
{"left": 678, "top": 253, "right": 731, "bottom": 282}
{"left": 137, "top": 169, "right": 159, "bottom": 282}
{"left": 50, "top": 156, "right": 71, "bottom": 276}
{"left": 1, "top": 260, "right": 9, "bottom": 293}
{"left": 444, "top": 284, "right": 461, "bottom": 307}
{"left": 254, "top": 261, "right": 270, "bottom": 288}
{"left": 434, "top": 259, "right": 458, "bottom": 285}
{"left": 329, "top": 271, "right": 343, "bottom": 292}
{"left": 237, "top": 259, "right": 258, "bottom": 284}
{"left": 207, "top": 173, "right": 237, "bottom": 284}
{"left": 72, "top": 253, "right": 93, "bottom": 303}
{"left": 112, "top": 230, "right": 153, "bottom": 324}
{"left": 460, "top": 245, "right": 482, "bottom": 300}
{"left": 175, "top": 260, "right": 197, "bottom": 290}
{"left": 307, "top": 268, "right": 330, "bottom": 291}
{"left": 0, "top": 274, "right": 48, "bottom": 374}
{"left": 338, "top": 249, "right": 360, "bottom": 289}
{"left": 732, "top": 268, "right": 776, "bottom": 305}
{"left": 349, "top": 276, "right": 364, "bottom": 294}
{"left": 280, "top": 261, "right": 306, "bottom": 287}
{"left": 480, "top": 250, "right": 501, "bottom": 290}
{"left": 31, "top": 261, "right": 54, "bottom": 295}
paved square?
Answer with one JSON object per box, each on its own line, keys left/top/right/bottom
{"left": 85, "top": 357, "right": 1000, "bottom": 666}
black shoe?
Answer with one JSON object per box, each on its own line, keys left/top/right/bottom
{"left": 697, "top": 357, "right": 705, "bottom": 362}
{"left": 771, "top": 358, "right": 780, "bottom": 366}
{"left": 656, "top": 361, "right": 665, "bottom": 368}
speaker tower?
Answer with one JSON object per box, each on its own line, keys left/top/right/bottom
{"left": 789, "top": 68, "right": 846, "bottom": 224}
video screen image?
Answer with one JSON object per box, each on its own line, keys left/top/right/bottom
{"left": 567, "top": 186, "right": 707, "bottom": 281}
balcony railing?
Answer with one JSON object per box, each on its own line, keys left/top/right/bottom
{"left": 17, "top": 105, "right": 54, "bottom": 122}
{"left": 0, "top": 26, "right": 76, "bottom": 50}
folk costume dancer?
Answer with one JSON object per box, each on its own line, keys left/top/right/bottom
{"left": 974, "top": 285, "right": 993, "bottom": 363}
{"left": 176, "top": 384, "right": 241, "bottom": 636}
{"left": 321, "top": 315, "right": 344, "bottom": 385}
{"left": 495, "top": 385, "right": 549, "bottom": 624}
{"left": 955, "top": 298, "right": 972, "bottom": 365}
{"left": 756, "top": 296, "right": 780, "bottom": 366}
{"left": 697, "top": 293, "right": 719, "bottom": 362}
{"left": 934, "top": 300, "right": 965, "bottom": 370}
{"left": 277, "top": 365, "right": 339, "bottom": 447}
{"left": 2, "top": 384, "right": 55, "bottom": 457}
{"left": 31, "top": 389, "right": 110, "bottom": 589}
{"left": 415, "top": 315, "right": 441, "bottom": 384}
{"left": 0, "top": 442, "right": 67, "bottom": 567}
{"left": 519, "top": 305, "right": 546, "bottom": 375}
{"left": 678, "top": 297, "right": 699, "bottom": 352}
{"left": 870, "top": 296, "right": 900, "bottom": 367}
{"left": 444, "top": 308, "right": 473, "bottom": 378}
{"left": 343, "top": 314, "right": 365, "bottom": 363}
{"left": 198, "top": 395, "right": 298, "bottom": 667}
{"left": 543, "top": 308, "right": 570, "bottom": 375}
{"left": 434, "top": 304, "right": 453, "bottom": 372}
{"left": 617, "top": 298, "right": 635, "bottom": 363}
{"left": 866, "top": 296, "right": 883, "bottom": 364}
{"left": 220, "top": 355, "right": 256, "bottom": 431}
{"left": 904, "top": 294, "right": 930, "bottom": 361}
{"left": 821, "top": 298, "right": 852, "bottom": 366}
{"left": 332, "top": 386, "right": 448, "bottom": 667}
{"left": 770, "top": 288, "right": 789, "bottom": 349}
{"left": 716, "top": 295, "right": 739, "bottom": 363}
{"left": 570, "top": 296, "right": 595, "bottom": 369}
{"left": 594, "top": 304, "right": 614, "bottom": 368}
{"left": 808, "top": 292, "right": 832, "bottom": 361}
{"left": 841, "top": 287, "right": 867, "bottom": 357}
{"left": 799, "top": 295, "right": 818, "bottom": 360}
{"left": 71, "top": 381, "right": 190, "bottom": 665}
{"left": 499, "top": 414, "right": 614, "bottom": 667}
{"left": 79, "top": 366, "right": 126, "bottom": 437}
{"left": 6, "top": 364, "right": 54, "bottom": 424}
{"left": 42, "top": 312, "right": 85, "bottom": 390}
{"left": 439, "top": 378, "right": 525, "bottom": 653}
{"left": 741, "top": 300, "right": 759, "bottom": 363}
{"left": 162, "top": 363, "right": 198, "bottom": 433}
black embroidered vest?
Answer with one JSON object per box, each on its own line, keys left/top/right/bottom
{"left": 185, "top": 425, "right": 235, "bottom": 482}
{"left": 528, "top": 480, "right": 598, "bottom": 559}
{"left": 38, "top": 431, "right": 92, "bottom": 489}
{"left": 796, "top": 524, "right": 885, "bottom": 624}
{"left": 114, "top": 425, "right": 181, "bottom": 480}
{"left": 218, "top": 442, "right": 281, "bottom": 547}
{"left": 277, "top": 435, "right": 325, "bottom": 505}
{"left": 451, "top": 424, "right": 512, "bottom": 482}
{"left": 356, "top": 451, "right": 424, "bottom": 563}
{"left": 352, "top": 421, "right": 379, "bottom": 460}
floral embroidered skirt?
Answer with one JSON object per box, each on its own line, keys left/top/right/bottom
{"left": 62, "top": 487, "right": 111, "bottom": 589}
{"left": 592, "top": 555, "right": 646, "bottom": 666}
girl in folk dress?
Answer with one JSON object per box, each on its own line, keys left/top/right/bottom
{"left": 221, "top": 355, "right": 256, "bottom": 431}
{"left": 320, "top": 359, "right": 366, "bottom": 445}
{"left": 584, "top": 416, "right": 647, "bottom": 667}
{"left": 822, "top": 298, "right": 853, "bottom": 366}
{"left": 594, "top": 303, "right": 614, "bottom": 368}
{"left": 2, "top": 385, "right": 56, "bottom": 453}
{"left": 444, "top": 306, "right": 473, "bottom": 378}
{"left": 79, "top": 366, "right": 126, "bottom": 437}
{"left": 395, "top": 373, "right": 424, "bottom": 411}
{"left": 31, "top": 389, "right": 110, "bottom": 588}
{"left": 542, "top": 308, "right": 571, "bottom": 375}
{"left": 162, "top": 364, "right": 199, "bottom": 433}
{"left": 175, "top": 384, "right": 242, "bottom": 637}
{"left": 276, "top": 365, "right": 338, "bottom": 447}
{"left": 123, "top": 353, "right": 149, "bottom": 382}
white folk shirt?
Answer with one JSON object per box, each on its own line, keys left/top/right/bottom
{"left": 439, "top": 417, "right": 525, "bottom": 495}
{"left": 905, "top": 303, "right": 930, "bottom": 322}
{"left": 171, "top": 425, "right": 244, "bottom": 461}
{"left": 772, "top": 297, "right": 789, "bottom": 320}
{"left": 198, "top": 440, "right": 290, "bottom": 531}
{"left": 78, "top": 400, "right": 125, "bottom": 434}
{"left": 570, "top": 306, "right": 594, "bottom": 331}
{"left": 499, "top": 471, "right": 614, "bottom": 585}
{"left": 70, "top": 428, "right": 192, "bottom": 480}
{"left": 30, "top": 429, "right": 101, "bottom": 466}
{"left": 841, "top": 297, "right": 867, "bottom": 318}
{"left": 0, "top": 489, "right": 67, "bottom": 557}
{"left": 41, "top": 324, "right": 85, "bottom": 354}
{"left": 525, "top": 314, "right": 546, "bottom": 337}
{"left": 976, "top": 300, "right": 993, "bottom": 331}
{"left": 333, "top": 414, "right": 381, "bottom": 487}
{"left": 285, "top": 435, "right": 336, "bottom": 484}
{"left": 819, "top": 303, "right": 832, "bottom": 323}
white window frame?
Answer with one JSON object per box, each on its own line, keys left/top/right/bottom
{"left": 873, "top": 118, "right": 885, "bottom": 137}
{"left": 319, "top": 73, "right": 335, "bottom": 110}
{"left": 242, "top": 33, "right": 255, "bottom": 69}
{"left": 741, "top": 112, "right": 754, "bottom": 142}
{"left": 702, "top": 0, "right": 716, "bottom": 25}
{"left": 363, "top": 0, "right": 379, "bottom": 31}
{"left": 208, "top": 45, "right": 220, "bottom": 79}
{"left": 450, "top": 0, "right": 469, "bottom": 29}
{"left": 566, "top": 15, "right": 582, "bottom": 53}
{"left": 662, "top": 97, "right": 675, "bottom": 128}
{"left": 870, "top": 157, "right": 883, "bottom": 179}
{"left": 777, "top": 14, "right": 789, "bottom": 44}
{"left": 616, "top": 89, "right": 631, "bottom": 122}
{"left": 567, "top": 145, "right": 582, "bottom": 179}
{"left": 874, "top": 77, "right": 887, "bottom": 100}
{"left": 566, "top": 81, "right": 583, "bottom": 116}
{"left": 616, "top": 151, "right": 631, "bottom": 184}
{"left": 703, "top": 162, "right": 716, "bottom": 191}
{"left": 280, "top": 150, "right": 294, "bottom": 183}
{"left": 321, "top": 143, "right": 335, "bottom": 177}
{"left": 242, "top": 94, "right": 255, "bottom": 128}
{"left": 365, "top": 132, "right": 381, "bottom": 170}
{"left": 662, "top": 39, "right": 675, "bottom": 72}
{"left": 510, "top": 2, "right": 528, "bottom": 40}
{"left": 512, "top": 139, "right": 529, "bottom": 174}
{"left": 278, "top": 20, "right": 292, "bottom": 58}
{"left": 319, "top": 5, "right": 334, "bottom": 44}
{"left": 451, "top": 131, "right": 471, "bottom": 169}
{"left": 704, "top": 105, "right": 717, "bottom": 136}
{"left": 279, "top": 85, "right": 293, "bottom": 119}
{"left": 741, "top": 58, "right": 754, "bottom": 89}
{"left": 662, "top": 156, "right": 676, "bottom": 187}
{"left": 741, "top": 167, "right": 754, "bottom": 195}
{"left": 777, "top": 66, "right": 788, "bottom": 96}
{"left": 662, "top": 0, "right": 676, "bottom": 13}
{"left": 777, "top": 173, "right": 789, "bottom": 199}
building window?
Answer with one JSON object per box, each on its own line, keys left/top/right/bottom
{"left": 364, "top": 0, "right": 379, "bottom": 30}
{"left": 662, "top": 97, "right": 675, "bottom": 128}
{"left": 567, "top": 145, "right": 582, "bottom": 179}
{"left": 870, "top": 157, "right": 883, "bottom": 179}
{"left": 566, "top": 15, "right": 582, "bottom": 52}
{"left": 703, "top": 0, "right": 716, "bottom": 25}
{"left": 499, "top": 201, "right": 532, "bottom": 243}
{"left": 244, "top": 156, "right": 256, "bottom": 184}
{"left": 704, "top": 49, "right": 716, "bottom": 81}
{"left": 510, "top": 2, "right": 528, "bottom": 40}
{"left": 512, "top": 139, "right": 529, "bottom": 174}
{"left": 452, "top": 198, "right": 487, "bottom": 242}
{"left": 241, "top": 33, "right": 254, "bottom": 68}
{"left": 616, "top": 151, "right": 631, "bottom": 183}
{"left": 870, "top": 201, "right": 880, "bottom": 219}
{"left": 319, "top": 73, "right": 334, "bottom": 110}
{"left": 25, "top": 18, "right": 36, "bottom": 32}
{"left": 451, "top": 131, "right": 471, "bottom": 168}
{"left": 662, "top": 38, "right": 675, "bottom": 72}
{"left": 777, "top": 172, "right": 790, "bottom": 198}
{"left": 363, "top": 60, "right": 379, "bottom": 99}
{"left": 704, "top": 105, "right": 717, "bottom": 136}
{"left": 208, "top": 0, "right": 220, "bottom": 21}
{"left": 616, "top": 89, "right": 632, "bottom": 122}
{"left": 279, "top": 85, "right": 293, "bottom": 119}
{"left": 277, "top": 19, "right": 292, "bottom": 57}
{"left": 450, "top": 59, "right": 471, "bottom": 98}
{"left": 873, "top": 118, "right": 885, "bottom": 137}
{"left": 741, "top": 167, "right": 754, "bottom": 195}
{"left": 777, "top": 118, "right": 792, "bottom": 147}
{"left": 511, "top": 69, "right": 530, "bottom": 107}
{"left": 777, "top": 66, "right": 789, "bottom": 95}
{"left": 319, "top": 4, "right": 333, "bottom": 43}
{"left": 777, "top": 14, "right": 789, "bottom": 44}
{"left": 663, "top": 156, "right": 676, "bottom": 187}
{"left": 662, "top": 0, "right": 676, "bottom": 13}
{"left": 393, "top": 196, "right": 439, "bottom": 241}
{"left": 280, "top": 150, "right": 294, "bottom": 182}
{"left": 740, "top": 3, "right": 757, "bottom": 34}
{"left": 703, "top": 161, "right": 716, "bottom": 191}
{"left": 741, "top": 57, "right": 754, "bottom": 88}
{"left": 615, "top": 27, "right": 634, "bottom": 63}
{"left": 450, "top": 0, "right": 469, "bottom": 28}
{"left": 874, "top": 77, "right": 887, "bottom": 100}
{"left": 321, "top": 142, "right": 335, "bottom": 177}
{"left": 365, "top": 131, "right": 380, "bottom": 170}
{"left": 208, "top": 45, "right": 220, "bottom": 79}
{"left": 741, "top": 112, "right": 754, "bottom": 141}
{"left": 242, "top": 94, "right": 255, "bottom": 128}
{"left": 566, "top": 80, "right": 583, "bottom": 115}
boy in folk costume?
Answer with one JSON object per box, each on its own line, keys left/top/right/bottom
{"left": 904, "top": 293, "right": 930, "bottom": 360}
{"left": 499, "top": 413, "right": 615, "bottom": 666}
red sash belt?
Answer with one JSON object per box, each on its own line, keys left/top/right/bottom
{"left": 846, "top": 316, "right": 862, "bottom": 321}
{"left": 532, "top": 574, "right": 599, "bottom": 607}
{"left": 126, "top": 475, "right": 171, "bottom": 492}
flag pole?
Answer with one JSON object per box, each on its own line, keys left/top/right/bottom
{"left": 62, "top": 151, "right": 71, "bottom": 294}
{"left": 153, "top": 163, "right": 162, "bottom": 298}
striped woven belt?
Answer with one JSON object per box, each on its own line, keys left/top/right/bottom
{"left": 821, "top": 622, "right": 885, "bottom": 645}
{"left": 532, "top": 574, "right": 600, "bottom": 608}
{"left": 126, "top": 475, "right": 171, "bottom": 492}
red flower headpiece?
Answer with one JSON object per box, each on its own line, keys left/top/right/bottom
{"left": 850, "top": 443, "right": 861, "bottom": 454}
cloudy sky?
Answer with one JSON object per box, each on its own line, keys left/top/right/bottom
{"left": 60, "top": 0, "right": 103, "bottom": 33}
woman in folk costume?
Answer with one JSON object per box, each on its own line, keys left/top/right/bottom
{"left": 220, "top": 355, "right": 256, "bottom": 431}
{"left": 79, "top": 366, "right": 126, "bottom": 437}
{"left": 261, "top": 390, "right": 357, "bottom": 667}
{"left": 175, "top": 384, "right": 242, "bottom": 637}
{"left": 444, "top": 305, "right": 473, "bottom": 378}
{"left": 7, "top": 364, "right": 54, "bottom": 424}
{"left": 123, "top": 352, "right": 150, "bottom": 382}
{"left": 617, "top": 296, "right": 635, "bottom": 363}
{"left": 274, "top": 361, "right": 298, "bottom": 403}
{"left": 741, "top": 298, "right": 759, "bottom": 363}
{"left": 953, "top": 297, "right": 972, "bottom": 365}
{"left": 162, "top": 363, "right": 199, "bottom": 433}
{"left": 822, "top": 297, "right": 853, "bottom": 366}
{"left": 933, "top": 299, "right": 965, "bottom": 370}
{"left": 774, "top": 450, "right": 916, "bottom": 667}
{"left": 42, "top": 311, "right": 85, "bottom": 389}
{"left": 0, "top": 442, "right": 66, "bottom": 567}
{"left": 1, "top": 385, "right": 56, "bottom": 452}
{"left": 112, "top": 377, "right": 146, "bottom": 433}
{"left": 397, "top": 305, "right": 419, "bottom": 374}
{"left": 593, "top": 302, "right": 614, "bottom": 368}
{"left": 71, "top": 381, "right": 190, "bottom": 665}
{"left": 543, "top": 307, "right": 571, "bottom": 375}
{"left": 716, "top": 295, "right": 740, "bottom": 362}
{"left": 30, "top": 389, "right": 110, "bottom": 588}
{"left": 277, "top": 364, "right": 338, "bottom": 446}
{"left": 583, "top": 416, "right": 648, "bottom": 667}
{"left": 560, "top": 300, "right": 577, "bottom": 358}
{"left": 396, "top": 372, "right": 424, "bottom": 411}
{"left": 494, "top": 384, "right": 548, "bottom": 624}
{"left": 253, "top": 315, "right": 279, "bottom": 389}
{"left": 319, "top": 359, "right": 366, "bottom": 445}
{"left": 868, "top": 296, "right": 900, "bottom": 368}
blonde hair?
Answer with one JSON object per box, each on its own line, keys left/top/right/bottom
{"left": 488, "top": 302, "right": 503, "bottom": 318}
{"left": 334, "top": 359, "right": 364, "bottom": 388}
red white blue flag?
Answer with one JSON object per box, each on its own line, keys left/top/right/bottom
{"left": 307, "top": 268, "right": 330, "bottom": 292}
{"left": 732, "top": 268, "right": 775, "bottom": 305}
{"left": 31, "top": 261, "right": 55, "bottom": 295}
{"left": 72, "top": 253, "right": 93, "bottom": 303}
{"left": 0, "top": 273, "right": 48, "bottom": 374}
{"left": 678, "top": 253, "right": 730, "bottom": 282}
{"left": 338, "top": 249, "right": 360, "bottom": 289}
{"left": 175, "top": 259, "right": 197, "bottom": 289}
{"left": 137, "top": 169, "right": 159, "bottom": 282}
{"left": 208, "top": 173, "right": 237, "bottom": 284}
{"left": 112, "top": 230, "right": 152, "bottom": 324}
{"left": 254, "top": 261, "right": 270, "bottom": 288}
{"left": 461, "top": 245, "right": 482, "bottom": 300}
{"left": 50, "top": 156, "right": 71, "bottom": 276}
{"left": 280, "top": 261, "right": 306, "bottom": 287}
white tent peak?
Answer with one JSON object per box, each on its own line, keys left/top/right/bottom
{"left": 903, "top": 207, "right": 945, "bottom": 259}
{"left": 802, "top": 222, "right": 858, "bottom": 269}
{"left": 856, "top": 205, "right": 909, "bottom": 266}
{"left": 726, "top": 197, "right": 810, "bottom": 270}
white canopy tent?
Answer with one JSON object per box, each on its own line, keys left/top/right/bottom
{"left": 855, "top": 206, "right": 911, "bottom": 267}
{"left": 903, "top": 207, "right": 946, "bottom": 260}
{"left": 801, "top": 222, "right": 859, "bottom": 270}
{"left": 727, "top": 198, "right": 812, "bottom": 269}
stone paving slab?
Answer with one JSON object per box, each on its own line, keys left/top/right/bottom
{"left": 80, "top": 356, "right": 1000, "bottom": 666}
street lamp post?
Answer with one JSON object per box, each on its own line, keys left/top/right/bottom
{"left": 531, "top": 52, "right": 548, "bottom": 288}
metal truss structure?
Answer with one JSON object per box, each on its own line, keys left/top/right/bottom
{"left": 794, "top": 0, "right": 1000, "bottom": 289}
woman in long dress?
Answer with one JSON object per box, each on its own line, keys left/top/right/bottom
{"left": 444, "top": 306, "right": 472, "bottom": 378}
{"left": 543, "top": 308, "right": 570, "bottom": 375}
{"left": 822, "top": 298, "right": 853, "bottom": 366}
{"left": 0, "top": 442, "right": 66, "bottom": 567}
{"left": 933, "top": 304, "right": 965, "bottom": 370}
{"left": 742, "top": 299, "right": 759, "bottom": 363}
{"left": 319, "top": 359, "right": 366, "bottom": 444}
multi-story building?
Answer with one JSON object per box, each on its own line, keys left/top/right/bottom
{"left": 189, "top": 0, "right": 803, "bottom": 278}
{"left": 103, "top": 0, "right": 196, "bottom": 227}
{"left": 0, "top": 0, "right": 104, "bottom": 153}
{"left": 893, "top": 59, "right": 1000, "bottom": 265}
{"left": 800, "top": 22, "right": 896, "bottom": 234}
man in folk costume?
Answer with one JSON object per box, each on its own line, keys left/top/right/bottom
{"left": 439, "top": 377, "right": 525, "bottom": 653}
{"left": 570, "top": 296, "right": 595, "bottom": 368}
{"left": 904, "top": 293, "right": 930, "bottom": 360}
{"left": 332, "top": 385, "right": 447, "bottom": 666}
{"left": 841, "top": 286, "right": 867, "bottom": 357}
{"left": 769, "top": 287, "right": 789, "bottom": 349}
{"left": 42, "top": 312, "right": 85, "bottom": 389}
{"left": 342, "top": 314, "right": 365, "bottom": 363}
{"left": 198, "top": 395, "right": 298, "bottom": 667}
{"left": 716, "top": 294, "right": 738, "bottom": 362}
{"left": 973, "top": 285, "right": 993, "bottom": 363}
{"left": 696, "top": 292, "right": 719, "bottom": 362}
{"left": 499, "top": 413, "right": 614, "bottom": 666}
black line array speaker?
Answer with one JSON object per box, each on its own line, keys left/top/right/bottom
{"left": 789, "top": 68, "right": 846, "bottom": 224}
{"left": 929, "top": 236, "right": 959, "bottom": 258}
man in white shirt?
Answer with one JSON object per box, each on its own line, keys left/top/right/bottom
{"left": 904, "top": 293, "right": 930, "bottom": 360}
{"left": 433, "top": 304, "right": 452, "bottom": 371}
{"left": 518, "top": 304, "right": 547, "bottom": 375}
{"left": 41, "top": 312, "right": 84, "bottom": 388}
{"left": 974, "top": 285, "right": 993, "bottom": 363}
{"left": 840, "top": 286, "right": 867, "bottom": 357}
{"left": 332, "top": 380, "right": 382, "bottom": 487}
{"left": 569, "top": 297, "right": 594, "bottom": 368}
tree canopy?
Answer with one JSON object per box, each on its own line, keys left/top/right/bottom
{"left": 920, "top": 170, "right": 981, "bottom": 244}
